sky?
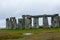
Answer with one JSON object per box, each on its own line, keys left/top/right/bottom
{"left": 0, "top": 0, "right": 60, "bottom": 28}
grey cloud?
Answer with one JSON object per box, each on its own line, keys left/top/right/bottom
{"left": 0, "top": 0, "right": 60, "bottom": 28}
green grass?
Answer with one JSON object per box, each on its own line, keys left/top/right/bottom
{"left": 0, "top": 28, "right": 60, "bottom": 40}
{"left": 1, "top": 27, "right": 60, "bottom": 32}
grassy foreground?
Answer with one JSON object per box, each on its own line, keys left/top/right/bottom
{"left": 0, "top": 28, "right": 60, "bottom": 40}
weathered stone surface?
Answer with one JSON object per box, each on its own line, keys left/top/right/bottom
{"left": 26, "top": 15, "right": 32, "bottom": 29}
{"left": 18, "top": 18, "right": 23, "bottom": 29}
{"left": 51, "top": 16, "right": 59, "bottom": 27}
{"left": 22, "top": 15, "right": 25, "bottom": 29}
{"left": 51, "top": 14, "right": 59, "bottom": 27}
{"left": 22, "top": 15, "right": 32, "bottom": 29}
{"left": 25, "top": 16, "right": 32, "bottom": 29}
{"left": 10, "top": 17, "right": 17, "bottom": 29}
{"left": 59, "top": 16, "right": 60, "bottom": 27}
{"left": 6, "top": 18, "right": 10, "bottom": 29}
{"left": 53, "top": 14, "right": 59, "bottom": 16}
{"left": 31, "top": 15, "right": 53, "bottom": 18}
{"left": 43, "top": 16, "right": 48, "bottom": 28}
{"left": 33, "top": 17, "right": 39, "bottom": 28}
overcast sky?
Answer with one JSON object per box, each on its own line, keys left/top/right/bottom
{"left": 0, "top": 0, "right": 60, "bottom": 28}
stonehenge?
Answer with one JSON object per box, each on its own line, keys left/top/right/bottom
{"left": 6, "top": 14, "right": 60, "bottom": 29}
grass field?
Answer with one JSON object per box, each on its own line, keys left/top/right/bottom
{"left": 0, "top": 28, "right": 60, "bottom": 40}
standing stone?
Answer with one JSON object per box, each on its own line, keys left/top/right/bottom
{"left": 18, "top": 18, "right": 23, "bottom": 29}
{"left": 25, "top": 15, "right": 32, "bottom": 29}
{"left": 22, "top": 15, "right": 25, "bottom": 29}
{"left": 51, "top": 16, "right": 53, "bottom": 27}
{"left": 51, "top": 16, "right": 59, "bottom": 27}
{"left": 58, "top": 16, "right": 60, "bottom": 27}
{"left": 22, "top": 15, "right": 32, "bottom": 29}
{"left": 43, "top": 16, "right": 48, "bottom": 28}
{"left": 6, "top": 18, "right": 10, "bottom": 29}
{"left": 9, "top": 18, "right": 13, "bottom": 29}
{"left": 13, "top": 17, "right": 17, "bottom": 29}
{"left": 56, "top": 16, "right": 59, "bottom": 27}
{"left": 33, "top": 17, "right": 39, "bottom": 28}
{"left": 26, "top": 15, "right": 32, "bottom": 29}
{"left": 51, "top": 14, "right": 59, "bottom": 27}
{"left": 10, "top": 17, "right": 17, "bottom": 29}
